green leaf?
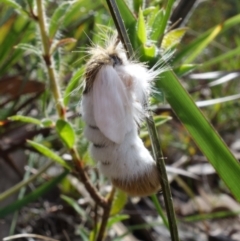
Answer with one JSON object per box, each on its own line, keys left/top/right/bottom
{"left": 151, "top": 195, "right": 169, "bottom": 228}
{"left": 107, "top": 214, "right": 129, "bottom": 228}
{"left": 182, "top": 210, "right": 240, "bottom": 222}
{"left": 56, "top": 119, "right": 76, "bottom": 149}
{"left": 110, "top": 190, "right": 127, "bottom": 216}
{"left": 1, "top": 0, "right": 27, "bottom": 15}
{"left": 27, "top": 140, "right": 72, "bottom": 170}
{"left": 49, "top": 2, "right": 71, "bottom": 39}
{"left": 0, "top": 16, "right": 15, "bottom": 45}
{"left": 141, "top": 44, "right": 156, "bottom": 61}
{"left": 76, "top": 227, "right": 90, "bottom": 241}
{"left": 0, "top": 170, "right": 68, "bottom": 218}
{"left": 136, "top": 8, "right": 147, "bottom": 44}
{"left": 185, "top": 25, "right": 222, "bottom": 64}
{"left": 8, "top": 115, "right": 41, "bottom": 125}
{"left": 143, "top": 7, "right": 156, "bottom": 16}
{"left": 14, "top": 43, "right": 40, "bottom": 56}
{"left": 61, "top": 195, "right": 88, "bottom": 218}
{"left": 174, "top": 14, "right": 240, "bottom": 64}
{"left": 161, "top": 27, "right": 188, "bottom": 50}
{"left": 149, "top": 9, "right": 164, "bottom": 42}
{"left": 41, "top": 118, "right": 55, "bottom": 127}
{"left": 202, "top": 45, "right": 240, "bottom": 68}
{"left": 133, "top": 0, "right": 143, "bottom": 14}
{"left": 157, "top": 70, "right": 240, "bottom": 201}
{"left": 173, "top": 64, "right": 197, "bottom": 77}
{"left": 115, "top": 0, "right": 137, "bottom": 48}
{"left": 156, "top": 0, "right": 175, "bottom": 45}
{"left": 63, "top": 66, "right": 84, "bottom": 106}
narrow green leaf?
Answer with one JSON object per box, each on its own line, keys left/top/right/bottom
{"left": 0, "top": 171, "right": 68, "bottom": 218}
{"left": 1, "top": 0, "right": 27, "bottom": 15}
{"left": 133, "top": 0, "right": 143, "bottom": 14}
{"left": 174, "top": 14, "right": 240, "bottom": 63}
{"left": 182, "top": 210, "right": 240, "bottom": 222}
{"left": 56, "top": 119, "right": 76, "bottom": 149}
{"left": 149, "top": 9, "right": 164, "bottom": 42}
{"left": 157, "top": 70, "right": 240, "bottom": 201}
{"left": 107, "top": 214, "right": 129, "bottom": 228}
{"left": 63, "top": 1, "right": 100, "bottom": 27}
{"left": 77, "top": 227, "right": 90, "bottom": 241}
{"left": 162, "top": 27, "right": 188, "bottom": 50}
{"left": 27, "top": 140, "right": 72, "bottom": 170}
{"left": 184, "top": 25, "right": 222, "bottom": 64}
{"left": 0, "top": 16, "right": 15, "bottom": 45}
{"left": 115, "top": 0, "right": 137, "bottom": 48}
{"left": 14, "top": 43, "right": 40, "bottom": 56}
{"left": 110, "top": 190, "right": 127, "bottom": 216}
{"left": 151, "top": 195, "right": 169, "bottom": 228}
{"left": 140, "top": 44, "right": 156, "bottom": 62}
{"left": 61, "top": 195, "right": 87, "bottom": 218}
{"left": 8, "top": 115, "right": 41, "bottom": 125}
{"left": 202, "top": 45, "right": 240, "bottom": 68}
{"left": 49, "top": 2, "right": 71, "bottom": 39}
{"left": 143, "top": 7, "right": 156, "bottom": 16}
{"left": 173, "top": 64, "right": 197, "bottom": 77}
{"left": 136, "top": 8, "right": 147, "bottom": 44}
{"left": 156, "top": 0, "right": 175, "bottom": 45}
{"left": 63, "top": 67, "right": 84, "bottom": 106}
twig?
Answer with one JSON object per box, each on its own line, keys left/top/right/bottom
{"left": 96, "top": 188, "right": 115, "bottom": 241}
{"left": 106, "top": 1, "right": 180, "bottom": 241}
{"left": 70, "top": 147, "right": 108, "bottom": 208}
{"left": 36, "top": 0, "right": 108, "bottom": 209}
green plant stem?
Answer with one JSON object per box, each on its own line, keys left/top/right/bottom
{"left": 0, "top": 161, "right": 53, "bottom": 202}
{"left": 106, "top": 1, "right": 179, "bottom": 240}
{"left": 36, "top": 0, "right": 65, "bottom": 119}
{"left": 106, "top": 0, "right": 133, "bottom": 58}
{"left": 96, "top": 188, "right": 115, "bottom": 241}
{"left": 36, "top": 0, "right": 108, "bottom": 209}
{"left": 146, "top": 115, "right": 179, "bottom": 241}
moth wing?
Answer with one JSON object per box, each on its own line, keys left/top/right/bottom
{"left": 93, "top": 65, "right": 128, "bottom": 144}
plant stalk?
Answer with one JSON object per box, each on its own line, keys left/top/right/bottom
{"left": 106, "top": 0, "right": 179, "bottom": 240}
{"left": 96, "top": 188, "right": 115, "bottom": 241}
{"left": 36, "top": 0, "right": 65, "bottom": 119}
{"left": 36, "top": 0, "right": 108, "bottom": 209}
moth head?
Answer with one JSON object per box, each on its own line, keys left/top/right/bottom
{"left": 84, "top": 38, "right": 125, "bottom": 93}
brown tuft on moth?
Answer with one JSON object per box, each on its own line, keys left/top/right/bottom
{"left": 112, "top": 164, "right": 161, "bottom": 196}
{"left": 81, "top": 37, "right": 163, "bottom": 196}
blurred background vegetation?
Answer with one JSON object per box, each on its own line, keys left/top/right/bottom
{"left": 0, "top": 0, "right": 240, "bottom": 241}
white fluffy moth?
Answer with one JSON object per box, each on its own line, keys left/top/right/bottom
{"left": 81, "top": 36, "right": 162, "bottom": 196}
